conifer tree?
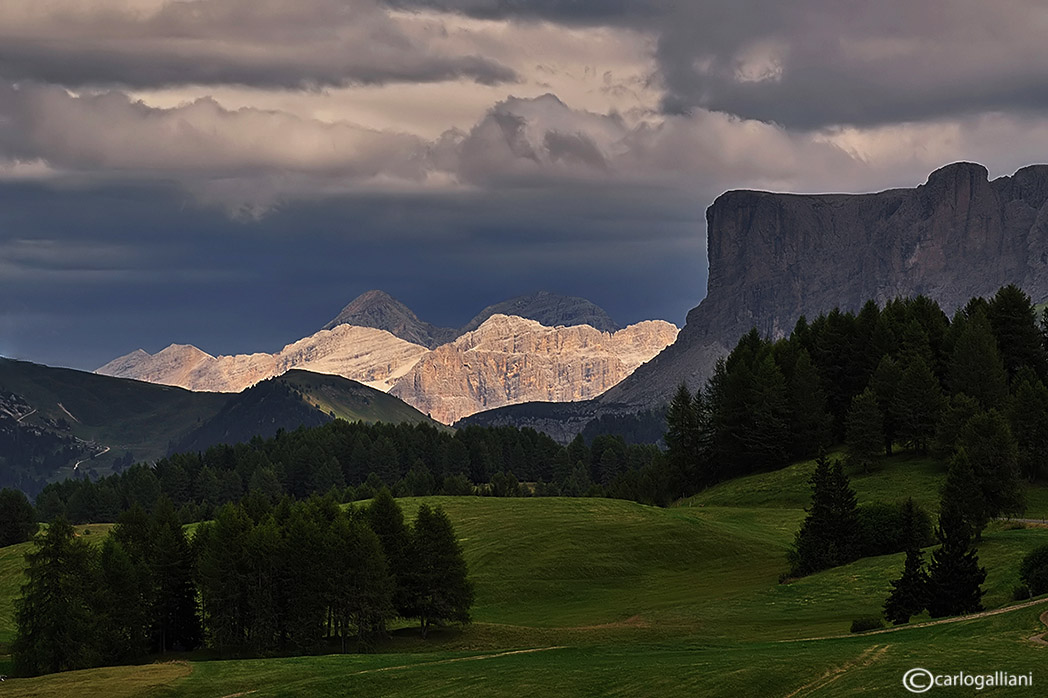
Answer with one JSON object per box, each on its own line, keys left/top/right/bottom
{"left": 987, "top": 284, "right": 1048, "bottom": 381}
{"left": 845, "top": 388, "right": 883, "bottom": 472}
{"left": 787, "top": 456, "right": 861, "bottom": 576}
{"left": 665, "top": 382, "right": 700, "bottom": 491}
{"left": 948, "top": 310, "right": 1008, "bottom": 408}
{"left": 897, "top": 356, "right": 945, "bottom": 454}
{"left": 96, "top": 537, "right": 150, "bottom": 662}
{"left": 150, "top": 499, "right": 201, "bottom": 652}
{"left": 0, "top": 488, "right": 38, "bottom": 546}
{"left": 869, "top": 356, "right": 903, "bottom": 455}
{"left": 882, "top": 498, "right": 929, "bottom": 624}
{"left": 367, "top": 489, "right": 413, "bottom": 617}
{"left": 12, "top": 518, "right": 99, "bottom": 676}
{"left": 1007, "top": 372, "right": 1048, "bottom": 481}
{"left": 956, "top": 410, "right": 1025, "bottom": 529}
{"left": 788, "top": 349, "right": 831, "bottom": 459}
{"left": 926, "top": 479, "right": 986, "bottom": 618}
{"left": 404, "top": 505, "right": 474, "bottom": 638}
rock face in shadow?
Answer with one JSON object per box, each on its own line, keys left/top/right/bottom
{"left": 323, "top": 290, "right": 457, "bottom": 349}
{"left": 605, "top": 162, "right": 1048, "bottom": 407}
{"left": 460, "top": 291, "right": 620, "bottom": 334}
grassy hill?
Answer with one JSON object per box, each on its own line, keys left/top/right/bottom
{"left": 1, "top": 457, "right": 1046, "bottom": 696}
{"left": 0, "top": 360, "right": 443, "bottom": 481}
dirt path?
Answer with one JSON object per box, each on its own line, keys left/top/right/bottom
{"left": 57, "top": 402, "right": 79, "bottom": 423}
{"left": 347, "top": 646, "right": 567, "bottom": 676}
{"left": 73, "top": 445, "right": 110, "bottom": 471}
{"left": 15, "top": 408, "right": 36, "bottom": 423}
{"left": 784, "top": 644, "right": 891, "bottom": 698}
{"left": 1029, "top": 610, "right": 1048, "bottom": 646}
{"left": 782, "top": 596, "right": 1048, "bottom": 643}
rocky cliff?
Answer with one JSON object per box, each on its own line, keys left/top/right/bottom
{"left": 605, "top": 161, "right": 1048, "bottom": 407}
{"left": 97, "top": 325, "right": 430, "bottom": 393}
{"left": 460, "top": 291, "right": 620, "bottom": 334}
{"left": 322, "top": 290, "right": 457, "bottom": 349}
{"left": 390, "top": 314, "right": 678, "bottom": 424}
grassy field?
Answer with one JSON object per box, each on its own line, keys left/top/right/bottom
{"left": 1, "top": 457, "right": 1045, "bottom": 696}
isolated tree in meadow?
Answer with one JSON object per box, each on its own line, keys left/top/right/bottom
{"left": 404, "top": 504, "right": 474, "bottom": 638}
{"left": 12, "top": 518, "right": 99, "bottom": 676}
{"left": 788, "top": 455, "right": 861, "bottom": 577}
{"left": 845, "top": 388, "right": 883, "bottom": 472}
{"left": 926, "top": 479, "right": 986, "bottom": 618}
{"left": 0, "top": 487, "right": 38, "bottom": 546}
{"left": 882, "top": 498, "right": 929, "bottom": 625}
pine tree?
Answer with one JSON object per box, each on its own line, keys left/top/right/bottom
{"left": 787, "top": 455, "right": 861, "bottom": 576}
{"left": 869, "top": 356, "right": 903, "bottom": 455}
{"left": 897, "top": 356, "right": 945, "bottom": 454}
{"left": 956, "top": 410, "right": 1025, "bottom": 528}
{"left": 330, "top": 515, "right": 393, "bottom": 651}
{"left": 367, "top": 489, "right": 412, "bottom": 617}
{"left": 987, "top": 284, "right": 1048, "bottom": 381}
{"left": 882, "top": 498, "right": 929, "bottom": 624}
{"left": 788, "top": 349, "right": 831, "bottom": 459}
{"left": 404, "top": 505, "right": 474, "bottom": 638}
{"left": 926, "top": 480, "right": 986, "bottom": 618}
{"left": 150, "top": 501, "right": 202, "bottom": 652}
{"left": 665, "top": 382, "right": 700, "bottom": 492}
{"left": 12, "top": 518, "right": 100, "bottom": 676}
{"left": 948, "top": 310, "right": 1008, "bottom": 409}
{"left": 0, "top": 488, "right": 38, "bottom": 546}
{"left": 845, "top": 388, "right": 883, "bottom": 472}
{"left": 1008, "top": 372, "right": 1048, "bottom": 481}
{"left": 96, "top": 537, "right": 150, "bottom": 662}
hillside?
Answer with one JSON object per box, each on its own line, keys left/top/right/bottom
{"left": 172, "top": 370, "right": 444, "bottom": 453}
{"left": 2, "top": 458, "right": 1047, "bottom": 696}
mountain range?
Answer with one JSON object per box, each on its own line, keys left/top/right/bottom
{"left": 97, "top": 292, "right": 678, "bottom": 424}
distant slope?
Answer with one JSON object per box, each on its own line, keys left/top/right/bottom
{"left": 173, "top": 370, "right": 443, "bottom": 453}
{"left": 0, "top": 358, "right": 228, "bottom": 471}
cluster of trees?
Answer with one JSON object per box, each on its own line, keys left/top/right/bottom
{"left": 0, "top": 487, "right": 38, "bottom": 546}
{"left": 11, "top": 491, "right": 473, "bottom": 677}
{"left": 788, "top": 454, "right": 988, "bottom": 622}
{"left": 666, "top": 285, "right": 1048, "bottom": 497}
{"left": 33, "top": 420, "right": 677, "bottom": 524}
{"left": 786, "top": 456, "right": 932, "bottom": 578}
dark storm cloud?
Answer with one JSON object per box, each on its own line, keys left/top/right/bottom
{"left": 0, "top": 0, "right": 516, "bottom": 89}
{"left": 399, "top": 0, "right": 1048, "bottom": 129}
{"left": 0, "top": 179, "right": 705, "bottom": 371}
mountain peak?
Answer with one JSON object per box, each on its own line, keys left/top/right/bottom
{"left": 460, "top": 291, "right": 619, "bottom": 334}
{"left": 323, "top": 290, "right": 456, "bottom": 349}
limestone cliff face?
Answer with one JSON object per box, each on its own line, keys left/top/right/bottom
{"left": 390, "top": 314, "right": 678, "bottom": 424}
{"left": 605, "top": 162, "right": 1048, "bottom": 407}
{"left": 97, "top": 326, "right": 429, "bottom": 393}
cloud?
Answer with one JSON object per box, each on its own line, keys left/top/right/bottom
{"left": 0, "top": 0, "right": 516, "bottom": 89}
{"left": 399, "top": 0, "right": 1048, "bottom": 129}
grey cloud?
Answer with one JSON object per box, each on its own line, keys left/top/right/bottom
{"left": 398, "top": 0, "right": 1048, "bottom": 129}
{"left": 0, "top": 0, "right": 517, "bottom": 89}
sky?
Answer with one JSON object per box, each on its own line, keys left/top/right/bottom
{"left": 5, "top": 1, "right": 1048, "bottom": 370}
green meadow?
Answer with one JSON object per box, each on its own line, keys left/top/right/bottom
{"left": 1, "top": 456, "right": 1045, "bottom": 696}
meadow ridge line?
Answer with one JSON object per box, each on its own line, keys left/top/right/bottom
{"left": 781, "top": 596, "right": 1048, "bottom": 643}
{"left": 346, "top": 646, "right": 568, "bottom": 676}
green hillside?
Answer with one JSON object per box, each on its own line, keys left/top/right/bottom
{"left": 1, "top": 455, "right": 1046, "bottom": 696}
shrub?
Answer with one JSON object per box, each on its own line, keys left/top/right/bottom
{"left": 857, "top": 501, "right": 933, "bottom": 557}
{"left": 850, "top": 616, "right": 885, "bottom": 633}
{"left": 1019, "top": 544, "right": 1048, "bottom": 596}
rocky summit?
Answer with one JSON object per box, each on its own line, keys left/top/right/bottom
{"left": 98, "top": 294, "right": 679, "bottom": 424}
{"left": 605, "top": 161, "right": 1048, "bottom": 407}
{"left": 390, "top": 314, "right": 678, "bottom": 424}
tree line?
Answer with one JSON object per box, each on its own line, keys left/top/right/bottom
{"left": 33, "top": 418, "right": 679, "bottom": 525}
{"left": 11, "top": 490, "right": 472, "bottom": 677}
{"left": 666, "top": 284, "right": 1048, "bottom": 497}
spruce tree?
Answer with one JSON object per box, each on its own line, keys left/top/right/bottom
{"left": 404, "top": 505, "right": 474, "bottom": 638}
{"left": 150, "top": 500, "right": 201, "bottom": 652}
{"left": 948, "top": 310, "right": 1008, "bottom": 409}
{"left": 787, "top": 455, "right": 860, "bottom": 576}
{"left": 987, "top": 284, "right": 1048, "bottom": 381}
{"left": 956, "top": 410, "right": 1025, "bottom": 527}
{"left": 897, "top": 356, "right": 945, "bottom": 454}
{"left": 788, "top": 349, "right": 831, "bottom": 460}
{"left": 882, "top": 498, "right": 929, "bottom": 625}
{"left": 1007, "top": 372, "right": 1048, "bottom": 481}
{"left": 12, "top": 518, "right": 100, "bottom": 676}
{"left": 367, "top": 489, "right": 413, "bottom": 617}
{"left": 869, "top": 356, "right": 903, "bottom": 455}
{"left": 665, "top": 382, "right": 700, "bottom": 492}
{"left": 926, "top": 483, "right": 986, "bottom": 618}
{"left": 96, "top": 537, "right": 150, "bottom": 662}
{"left": 845, "top": 388, "right": 884, "bottom": 472}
